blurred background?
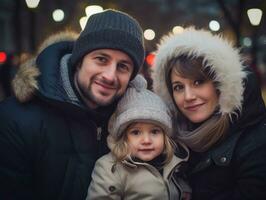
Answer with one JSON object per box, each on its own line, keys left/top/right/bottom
{"left": 0, "top": 0, "right": 265, "bottom": 102}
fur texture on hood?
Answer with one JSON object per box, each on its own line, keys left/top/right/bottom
{"left": 152, "top": 27, "right": 247, "bottom": 119}
{"left": 12, "top": 31, "right": 78, "bottom": 102}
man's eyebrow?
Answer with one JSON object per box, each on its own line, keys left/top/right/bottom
{"left": 91, "top": 52, "right": 110, "bottom": 58}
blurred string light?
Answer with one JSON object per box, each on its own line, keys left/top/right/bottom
{"left": 80, "top": 5, "right": 103, "bottom": 30}
{"left": 85, "top": 5, "right": 103, "bottom": 18}
{"left": 146, "top": 53, "right": 155, "bottom": 66}
{"left": 25, "top": 0, "right": 40, "bottom": 8}
{"left": 172, "top": 26, "right": 184, "bottom": 34}
{"left": 144, "top": 29, "right": 155, "bottom": 40}
{"left": 242, "top": 37, "right": 252, "bottom": 47}
{"left": 209, "top": 20, "right": 220, "bottom": 32}
{"left": 52, "top": 9, "right": 64, "bottom": 22}
{"left": 247, "top": 8, "right": 263, "bottom": 26}
{"left": 79, "top": 16, "right": 88, "bottom": 30}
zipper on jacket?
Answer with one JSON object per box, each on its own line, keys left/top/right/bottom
{"left": 97, "top": 127, "right": 102, "bottom": 140}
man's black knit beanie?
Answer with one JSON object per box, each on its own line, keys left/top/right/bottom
{"left": 70, "top": 9, "right": 145, "bottom": 79}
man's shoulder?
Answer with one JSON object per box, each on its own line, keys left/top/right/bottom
{"left": 0, "top": 96, "right": 42, "bottom": 115}
{"left": 0, "top": 97, "right": 50, "bottom": 130}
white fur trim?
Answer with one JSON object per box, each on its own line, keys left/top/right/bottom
{"left": 152, "top": 27, "right": 246, "bottom": 117}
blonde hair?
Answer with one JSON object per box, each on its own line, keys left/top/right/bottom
{"left": 107, "top": 122, "right": 175, "bottom": 165}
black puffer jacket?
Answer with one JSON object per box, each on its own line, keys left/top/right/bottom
{"left": 152, "top": 28, "right": 266, "bottom": 200}
{"left": 0, "top": 33, "right": 116, "bottom": 200}
{"left": 187, "top": 69, "right": 266, "bottom": 200}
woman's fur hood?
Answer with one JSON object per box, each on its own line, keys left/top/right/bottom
{"left": 152, "top": 27, "right": 247, "bottom": 119}
{"left": 12, "top": 31, "right": 78, "bottom": 102}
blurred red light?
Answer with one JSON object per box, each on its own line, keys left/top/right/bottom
{"left": 146, "top": 53, "right": 155, "bottom": 66}
{"left": 0, "top": 52, "right": 7, "bottom": 63}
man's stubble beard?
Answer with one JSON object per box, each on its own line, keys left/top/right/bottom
{"left": 78, "top": 78, "right": 121, "bottom": 107}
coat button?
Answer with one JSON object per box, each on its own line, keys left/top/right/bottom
{"left": 109, "top": 186, "right": 116, "bottom": 192}
{"left": 111, "top": 164, "right": 116, "bottom": 173}
{"left": 220, "top": 157, "right": 227, "bottom": 163}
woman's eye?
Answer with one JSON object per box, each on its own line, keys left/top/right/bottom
{"left": 194, "top": 80, "right": 204, "bottom": 86}
{"left": 173, "top": 84, "right": 184, "bottom": 92}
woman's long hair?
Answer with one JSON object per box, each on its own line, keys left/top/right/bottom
{"left": 165, "top": 55, "right": 230, "bottom": 152}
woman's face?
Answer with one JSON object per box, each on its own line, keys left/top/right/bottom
{"left": 170, "top": 69, "right": 219, "bottom": 123}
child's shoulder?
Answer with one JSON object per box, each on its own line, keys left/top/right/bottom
{"left": 97, "top": 152, "right": 116, "bottom": 164}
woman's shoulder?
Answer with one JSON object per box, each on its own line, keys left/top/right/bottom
{"left": 235, "top": 117, "right": 266, "bottom": 157}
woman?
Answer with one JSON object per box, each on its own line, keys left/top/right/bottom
{"left": 152, "top": 27, "right": 266, "bottom": 199}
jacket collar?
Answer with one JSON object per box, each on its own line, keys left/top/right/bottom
{"left": 191, "top": 130, "right": 242, "bottom": 173}
{"left": 122, "top": 154, "right": 186, "bottom": 179}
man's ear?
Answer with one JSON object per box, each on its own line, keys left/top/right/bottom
{"left": 76, "top": 60, "right": 82, "bottom": 70}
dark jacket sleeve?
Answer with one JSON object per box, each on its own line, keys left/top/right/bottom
{"left": 0, "top": 99, "right": 37, "bottom": 199}
{"left": 231, "top": 121, "right": 266, "bottom": 200}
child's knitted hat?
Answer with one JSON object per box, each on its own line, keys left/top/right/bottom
{"left": 108, "top": 75, "right": 173, "bottom": 139}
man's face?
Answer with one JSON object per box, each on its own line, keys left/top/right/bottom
{"left": 74, "top": 49, "right": 134, "bottom": 108}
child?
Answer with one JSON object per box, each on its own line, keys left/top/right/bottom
{"left": 86, "top": 75, "right": 191, "bottom": 200}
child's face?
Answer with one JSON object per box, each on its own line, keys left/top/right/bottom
{"left": 126, "top": 122, "right": 165, "bottom": 161}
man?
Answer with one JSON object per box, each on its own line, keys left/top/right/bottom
{"left": 0, "top": 9, "right": 144, "bottom": 200}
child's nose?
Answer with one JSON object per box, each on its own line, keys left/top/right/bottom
{"left": 142, "top": 134, "right": 152, "bottom": 144}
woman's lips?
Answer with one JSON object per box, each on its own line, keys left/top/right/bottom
{"left": 185, "top": 103, "right": 204, "bottom": 111}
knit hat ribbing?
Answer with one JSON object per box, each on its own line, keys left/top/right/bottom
{"left": 70, "top": 9, "right": 145, "bottom": 79}
{"left": 108, "top": 75, "right": 173, "bottom": 139}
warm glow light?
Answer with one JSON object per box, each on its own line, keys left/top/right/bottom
{"left": 0, "top": 52, "right": 7, "bottom": 63}
{"left": 172, "top": 26, "right": 184, "bottom": 34}
{"left": 79, "top": 16, "right": 88, "bottom": 30}
{"left": 25, "top": 0, "right": 40, "bottom": 8}
{"left": 52, "top": 9, "right": 64, "bottom": 22}
{"left": 247, "top": 8, "right": 263, "bottom": 26}
{"left": 146, "top": 53, "right": 155, "bottom": 66}
{"left": 144, "top": 29, "right": 155, "bottom": 40}
{"left": 209, "top": 20, "right": 220, "bottom": 32}
{"left": 85, "top": 5, "right": 103, "bottom": 18}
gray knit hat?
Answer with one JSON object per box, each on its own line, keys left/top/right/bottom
{"left": 70, "top": 9, "right": 145, "bottom": 79}
{"left": 108, "top": 75, "right": 173, "bottom": 139}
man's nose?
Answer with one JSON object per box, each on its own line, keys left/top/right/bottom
{"left": 102, "top": 64, "right": 116, "bottom": 82}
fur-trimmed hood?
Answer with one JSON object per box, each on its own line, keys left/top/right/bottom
{"left": 12, "top": 31, "right": 78, "bottom": 103}
{"left": 152, "top": 27, "right": 246, "bottom": 119}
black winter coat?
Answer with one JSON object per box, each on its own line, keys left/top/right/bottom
{"left": 0, "top": 34, "right": 115, "bottom": 200}
{"left": 187, "top": 69, "right": 266, "bottom": 200}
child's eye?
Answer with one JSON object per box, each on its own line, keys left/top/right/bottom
{"left": 151, "top": 128, "right": 163, "bottom": 135}
{"left": 129, "top": 130, "right": 140, "bottom": 135}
